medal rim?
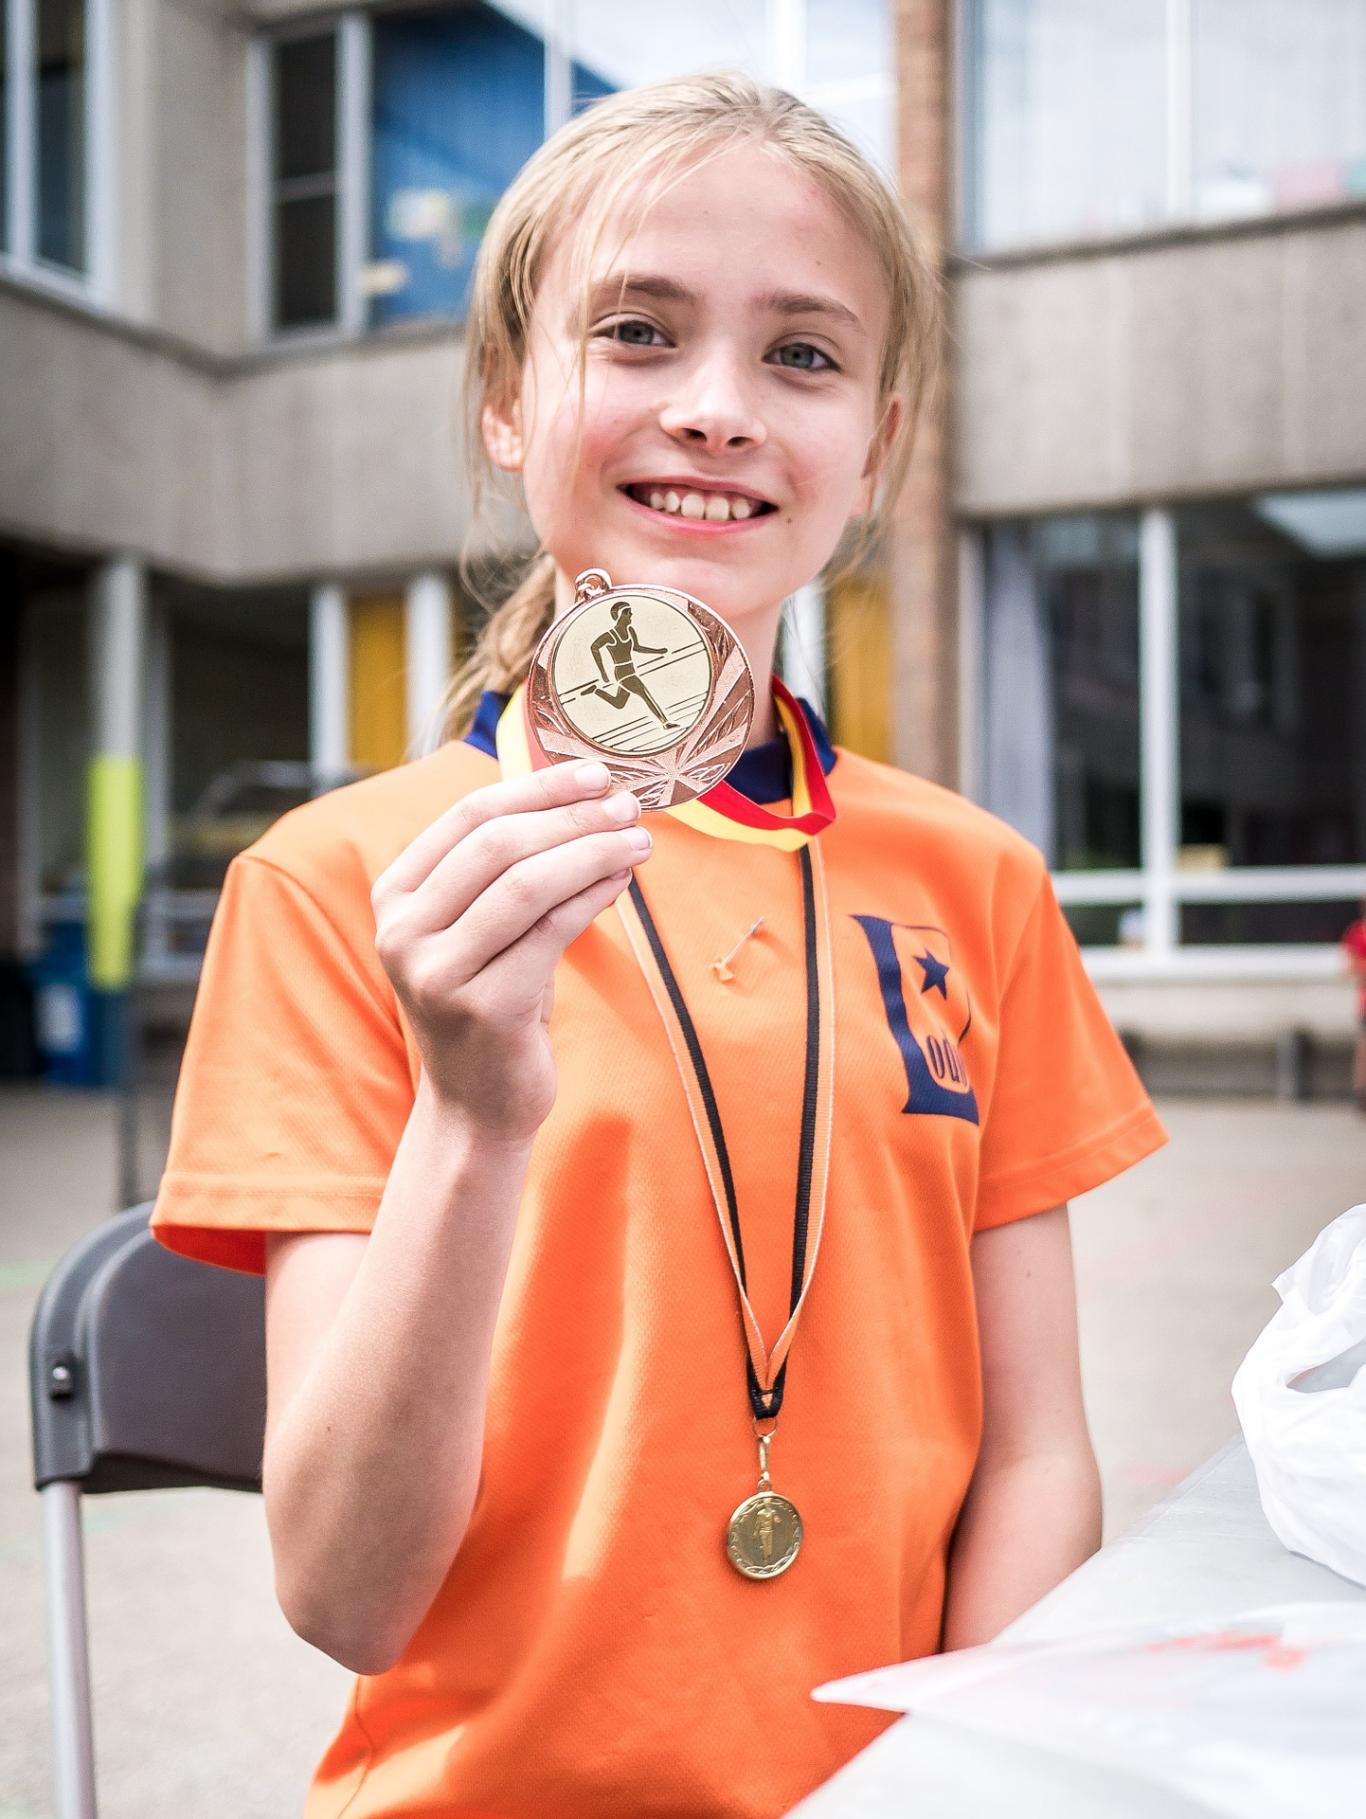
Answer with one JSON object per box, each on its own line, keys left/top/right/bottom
{"left": 526, "top": 579, "right": 755, "bottom": 806}
{"left": 725, "top": 1489, "right": 804, "bottom": 1580}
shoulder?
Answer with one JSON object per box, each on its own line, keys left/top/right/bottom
{"left": 240, "top": 740, "right": 498, "bottom": 906}
{"left": 830, "top": 745, "right": 1048, "bottom": 905}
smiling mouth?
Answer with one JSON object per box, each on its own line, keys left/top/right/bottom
{"left": 621, "top": 483, "right": 777, "bottom": 524}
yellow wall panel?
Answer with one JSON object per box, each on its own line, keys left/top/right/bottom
{"left": 349, "top": 593, "right": 407, "bottom": 772}
{"left": 827, "top": 573, "right": 892, "bottom": 763}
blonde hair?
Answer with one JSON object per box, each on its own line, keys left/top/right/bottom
{"left": 440, "top": 69, "right": 943, "bottom": 741}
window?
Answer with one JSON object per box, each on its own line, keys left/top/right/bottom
{"left": 261, "top": 0, "right": 892, "bottom": 339}
{"left": 2, "top": 0, "right": 104, "bottom": 285}
{"left": 35, "top": 0, "right": 82, "bottom": 268}
{"left": 270, "top": 30, "right": 339, "bottom": 333}
{"left": 1177, "top": 495, "right": 1366, "bottom": 871}
{"left": 963, "top": 0, "right": 1366, "bottom": 250}
{"left": 367, "top": 5, "right": 544, "bottom": 327}
{"left": 1, "top": 0, "right": 10, "bottom": 250}
{"left": 962, "top": 0, "right": 1166, "bottom": 249}
{"left": 1193, "top": 0, "right": 1366, "bottom": 221}
{"left": 977, "top": 492, "right": 1366, "bottom": 959}
{"left": 981, "top": 514, "right": 1141, "bottom": 871}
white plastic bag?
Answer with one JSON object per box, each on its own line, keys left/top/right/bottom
{"left": 1232, "top": 1202, "right": 1366, "bottom": 1588}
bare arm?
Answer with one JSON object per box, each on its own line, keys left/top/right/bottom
{"left": 263, "top": 1095, "right": 531, "bottom": 1676}
{"left": 940, "top": 1204, "right": 1102, "bottom": 1651}
{"left": 262, "top": 760, "right": 651, "bottom": 1675}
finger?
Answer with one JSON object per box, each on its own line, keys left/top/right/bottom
{"left": 374, "top": 760, "right": 613, "bottom": 900}
{"left": 478, "top": 866, "right": 634, "bottom": 1007}
{"left": 444, "top": 828, "right": 651, "bottom": 985}
{"left": 407, "top": 788, "right": 642, "bottom": 936}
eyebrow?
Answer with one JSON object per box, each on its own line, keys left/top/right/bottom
{"left": 585, "top": 273, "right": 866, "bottom": 334}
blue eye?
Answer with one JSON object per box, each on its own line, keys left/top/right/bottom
{"left": 773, "top": 342, "right": 833, "bottom": 372}
{"left": 603, "top": 318, "right": 664, "bottom": 347}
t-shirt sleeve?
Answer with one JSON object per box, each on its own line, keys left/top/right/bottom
{"left": 974, "top": 866, "right": 1167, "bottom": 1233}
{"left": 150, "top": 847, "right": 416, "bottom": 1276}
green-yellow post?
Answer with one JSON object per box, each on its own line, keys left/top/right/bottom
{"left": 87, "top": 753, "right": 144, "bottom": 991}
{"left": 87, "top": 557, "right": 147, "bottom": 1089}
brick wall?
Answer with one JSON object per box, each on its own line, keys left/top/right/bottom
{"left": 890, "top": 0, "right": 958, "bottom": 787}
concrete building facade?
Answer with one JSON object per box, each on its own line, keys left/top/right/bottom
{"left": 893, "top": 0, "right": 1366, "bottom": 1078}
{"left": 2, "top": 0, "right": 1363, "bottom": 1083}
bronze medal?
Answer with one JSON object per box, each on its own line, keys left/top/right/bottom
{"left": 525, "top": 568, "right": 755, "bottom": 808}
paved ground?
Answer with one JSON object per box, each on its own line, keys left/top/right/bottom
{"left": 1, "top": 1085, "right": 1362, "bottom": 1818}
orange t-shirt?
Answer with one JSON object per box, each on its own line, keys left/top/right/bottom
{"left": 152, "top": 697, "right": 1166, "bottom": 1818}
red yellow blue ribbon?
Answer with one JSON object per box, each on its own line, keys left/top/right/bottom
{"left": 494, "top": 675, "right": 835, "bottom": 850}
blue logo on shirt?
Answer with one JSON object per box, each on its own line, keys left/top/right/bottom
{"left": 852, "top": 916, "right": 979, "bottom": 1125}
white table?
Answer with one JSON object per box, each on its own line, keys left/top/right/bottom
{"left": 789, "top": 1439, "right": 1366, "bottom": 1816}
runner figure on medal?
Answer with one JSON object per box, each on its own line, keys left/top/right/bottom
{"left": 583, "top": 601, "right": 681, "bottom": 732}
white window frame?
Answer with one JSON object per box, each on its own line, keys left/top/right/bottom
{"left": 2, "top": 0, "right": 114, "bottom": 304}
{"left": 967, "top": 504, "right": 1366, "bottom": 978}
{"left": 252, "top": 12, "right": 359, "bottom": 348}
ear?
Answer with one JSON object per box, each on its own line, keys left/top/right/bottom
{"left": 481, "top": 395, "right": 525, "bottom": 473}
{"left": 853, "top": 395, "right": 905, "bottom": 516}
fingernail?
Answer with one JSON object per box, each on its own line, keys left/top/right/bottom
{"left": 604, "top": 791, "right": 639, "bottom": 823}
{"left": 576, "top": 763, "right": 610, "bottom": 791}
{"left": 626, "top": 828, "right": 653, "bottom": 855}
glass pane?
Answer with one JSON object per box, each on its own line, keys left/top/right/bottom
{"left": 36, "top": 0, "right": 86, "bottom": 272}
{"left": 981, "top": 515, "right": 1142, "bottom": 871}
{"left": 368, "top": 3, "right": 545, "bottom": 326}
{"left": 805, "top": 0, "right": 894, "bottom": 178}
{"left": 561, "top": 0, "right": 768, "bottom": 90}
{"left": 963, "top": 0, "right": 1166, "bottom": 248}
{"left": 274, "top": 33, "right": 337, "bottom": 185}
{"left": 1, "top": 0, "right": 9, "bottom": 253}
{"left": 1180, "top": 901, "right": 1361, "bottom": 946}
{"left": 1064, "top": 903, "right": 1145, "bottom": 948}
{"left": 1193, "top": 0, "right": 1366, "bottom": 222}
{"left": 1177, "top": 493, "right": 1366, "bottom": 868}
{"left": 273, "top": 193, "right": 337, "bottom": 331}
{"left": 169, "top": 591, "right": 310, "bottom": 892}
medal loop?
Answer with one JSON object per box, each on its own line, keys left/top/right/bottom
{"left": 756, "top": 1429, "right": 774, "bottom": 1491}
{"left": 573, "top": 567, "right": 613, "bottom": 605}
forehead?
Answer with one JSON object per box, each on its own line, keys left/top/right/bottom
{"left": 537, "top": 140, "right": 887, "bottom": 333}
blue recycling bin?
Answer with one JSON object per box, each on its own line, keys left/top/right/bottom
{"left": 27, "top": 915, "right": 96, "bottom": 1086}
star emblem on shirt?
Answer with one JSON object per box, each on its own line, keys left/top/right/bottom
{"left": 914, "top": 949, "right": 950, "bottom": 998}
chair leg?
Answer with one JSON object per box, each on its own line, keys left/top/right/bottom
{"left": 41, "top": 1482, "right": 98, "bottom": 1819}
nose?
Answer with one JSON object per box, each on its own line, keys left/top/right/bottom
{"left": 657, "top": 345, "right": 767, "bottom": 454}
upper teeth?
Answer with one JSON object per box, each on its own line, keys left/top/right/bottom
{"left": 642, "top": 487, "right": 757, "bottom": 522}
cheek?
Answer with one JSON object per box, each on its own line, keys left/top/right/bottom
{"left": 525, "top": 372, "right": 635, "bottom": 507}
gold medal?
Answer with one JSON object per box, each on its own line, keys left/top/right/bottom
{"left": 727, "top": 1495, "right": 804, "bottom": 1580}
{"left": 525, "top": 568, "right": 755, "bottom": 808}
{"left": 725, "top": 1430, "right": 803, "bottom": 1580}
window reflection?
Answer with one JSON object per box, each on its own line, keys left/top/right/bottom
{"left": 963, "top": 0, "right": 1165, "bottom": 249}
{"left": 368, "top": 5, "right": 544, "bottom": 326}
{"left": 1177, "top": 494, "right": 1366, "bottom": 869}
{"left": 982, "top": 515, "right": 1142, "bottom": 871}
{"left": 36, "top": 0, "right": 85, "bottom": 272}
{"left": 272, "top": 33, "right": 338, "bottom": 332}
{"left": 1193, "top": 0, "right": 1366, "bottom": 222}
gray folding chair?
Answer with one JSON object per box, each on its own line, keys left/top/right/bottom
{"left": 29, "top": 1203, "right": 266, "bottom": 1819}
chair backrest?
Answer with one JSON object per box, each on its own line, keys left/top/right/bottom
{"left": 30, "top": 1204, "right": 266, "bottom": 1496}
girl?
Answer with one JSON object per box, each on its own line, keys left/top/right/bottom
{"left": 152, "top": 72, "right": 1167, "bottom": 1818}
